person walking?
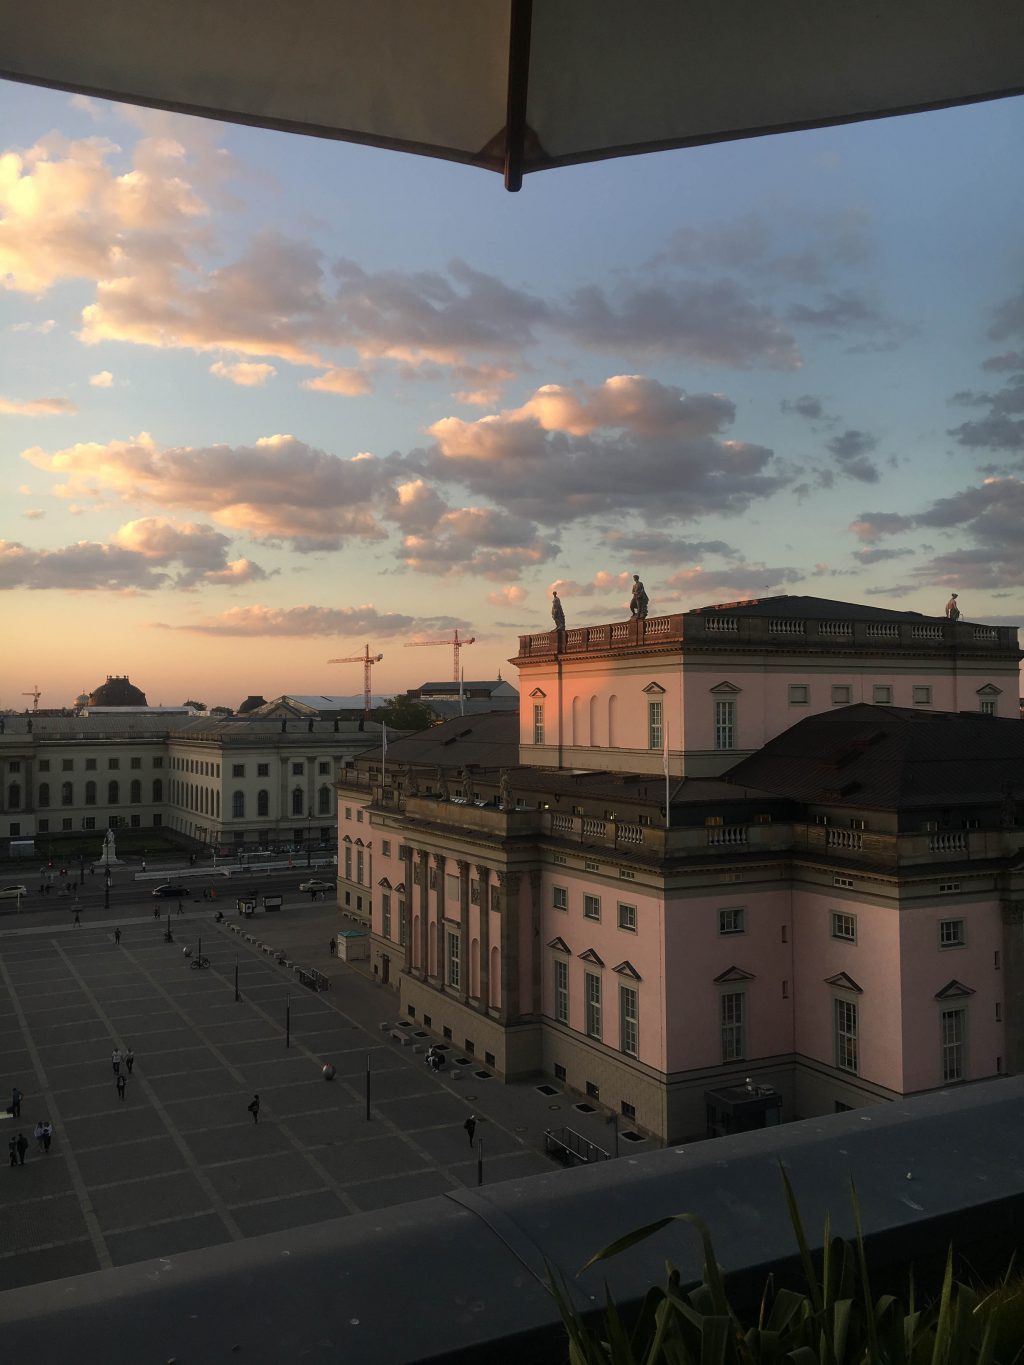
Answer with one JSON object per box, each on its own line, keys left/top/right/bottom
{"left": 116, "top": 1074, "right": 127, "bottom": 1101}
{"left": 42, "top": 1122, "right": 53, "bottom": 1154}
{"left": 111, "top": 1048, "right": 122, "bottom": 1076}
{"left": 8, "top": 1137, "right": 16, "bottom": 1168}
{"left": 15, "top": 1133, "right": 27, "bottom": 1166}
{"left": 73, "top": 908, "right": 81, "bottom": 927}
{"left": 248, "top": 1094, "right": 260, "bottom": 1125}
{"left": 114, "top": 927, "right": 121, "bottom": 945}
{"left": 33, "top": 1120, "right": 45, "bottom": 1152}
{"left": 328, "top": 937, "right": 337, "bottom": 957}
{"left": 464, "top": 1114, "right": 477, "bottom": 1148}
{"left": 124, "top": 1047, "right": 135, "bottom": 1076}
{"left": 10, "top": 1086, "right": 22, "bottom": 1117}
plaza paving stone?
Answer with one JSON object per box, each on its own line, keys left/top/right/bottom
{"left": 0, "top": 903, "right": 653, "bottom": 1297}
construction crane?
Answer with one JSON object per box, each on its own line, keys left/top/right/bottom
{"left": 22, "top": 685, "right": 41, "bottom": 711}
{"left": 403, "top": 628, "right": 475, "bottom": 684}
{"left": 327, "top": 643, "right": 383, "bottom": 719}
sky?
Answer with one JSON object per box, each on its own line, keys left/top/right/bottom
{"left": 2, "top": 81, "right": 1023, "bottom": 710}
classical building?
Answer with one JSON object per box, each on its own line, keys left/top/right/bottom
{"left": 335, "top": 595, "right": 1024, "bottom": 1143}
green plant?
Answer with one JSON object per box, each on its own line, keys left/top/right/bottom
{"left": 548, "top": 1169, "right": 1024, "bottom": 1364}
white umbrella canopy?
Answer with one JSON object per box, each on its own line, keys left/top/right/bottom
{"left": 2, "top": 0, "right": 1022, "bottom": 190}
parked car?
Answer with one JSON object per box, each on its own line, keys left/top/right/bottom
{"left": 0, "top": 884, "right": 28, "bottom": 899}
{"left": 151, "top": 883, "right": 191, "bottom": 898}
{"left": 299, "top": 878, "right": 335, "bottom": 893}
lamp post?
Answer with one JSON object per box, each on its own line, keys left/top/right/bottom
{"left": 306, "top": 813, "right": 312, "bottom": 868}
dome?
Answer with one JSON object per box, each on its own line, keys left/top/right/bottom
{"left": 74, "top": 692, "right": 89, "bottom": 707}
{"left": 87, "top": 675, "right": 148, "bottom": 707}
{"left": 237, "top": 694, "right": 267, "bottom": 714}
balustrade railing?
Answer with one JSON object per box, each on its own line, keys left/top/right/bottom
{"left": 707, "top": 826, "right": 748, "bottom": 846}
{"left": 550, "top": 813, "right": 574, "bottom": 834}
{"left": 819, "top": 621, "right": 853, "bottom": 637}
{"left": 826, "top": 828, "right": 863, "bottom": 850}
{"left": 581, "top": 818, "right": 607, "bottom": 839}
{"left": 973, "top": 626, "right": 997, "bottom": 641}
{"left": 704, "top": 616, "right": 738, "bottom": 632}
{"left": 929, "top": 832, "right": 966, "bottom": 853}
{"left": 911, "top": 625, "right": 944, "bottom": 640}
{"left": 769, "top": 619, "right": 805, "bottom": 635}
{"left": 616, "top": 822, "right": 644, "bottom": 845}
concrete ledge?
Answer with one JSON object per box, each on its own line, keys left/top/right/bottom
{"left": 378, "top": 1022, "right": 391, "bottom": 1032}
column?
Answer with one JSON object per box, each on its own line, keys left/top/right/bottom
{"left": 528, "top": 868, "right": 543, "bottom": 1013}
{"left": 417, "top": 848, "right": 430, "bottom": 982}
{"left": 401, "top": 845, "right": 414, "bottom": 975}
{"left": 433, "top": 853, "right": 447, "bottom": 992}
{"left": 475, "top": 863, "right": 490, "bottom": 1013}
{"left": 498, "top": 871, "right": 521, "bottom": 1022}
{"left": 458, "top": 860, "right": 471, "bottom": 1004}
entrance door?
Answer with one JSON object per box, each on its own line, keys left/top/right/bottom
{"left": 381, "top": 954, "right": 390, "bottom": 985}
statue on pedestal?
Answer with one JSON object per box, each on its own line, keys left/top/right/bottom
{"left": 499, "top": 770, "right": 513, "bottom": 811}
{"left": 630, "top": 574, "right": 649, "bottom": 619}
{"left": 99, "top": 828, "right": 120, "bottom": 867}
{"left": 945, "top": 593, "right": 960, "bottom": 621}
{"left": 551, "top": 591, "right": 565, "bottom": 630}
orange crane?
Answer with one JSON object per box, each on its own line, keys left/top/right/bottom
{"left": 22, "top": 685, "right": 41, "bottom": 711}
{"left": 327, "top": 643, "right": 383, "bottom": 719}
{"left": 404, "top": 628, "right": 475, "bottom": 684}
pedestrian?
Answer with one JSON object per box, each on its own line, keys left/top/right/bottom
{"left": 177, "top": 899, "right": 183, "bottom": 915}
{"left": 11, "top": 1086, "right": 22, "bottom": 1117}
{"left": 141, "top": 859, "right": 147, "bottom": 873}
{"left": 114, "top": 927, "right": 122, "bottom": 945}
{"left": 328, "top": 937, "right": 337, "bottom": 957}
{"left": 464, "top": 1114, "right": 477, "bottom": 1147}
{"left": 124, "top": 1047, "right": 135, "bottom": 1075}
{"left": 15, "top": 1133, "right": 27, "bottom": 1165}
{"left": 8, "top": 1137, "right": 16, "bottom": 1168}
{"left": 111, "top": 1048, "right": 122, "bottom": 1075}
{"left": 116, "top": 1074, "right": 126, "bottom": 1101}
{"left": 248, "top": 1093, "right": 260, "bottom": 1124}
{"left": 310, "top": 889, "right": 316, "bottom": 903}
{"left": 153, "top": 902, "right": 160, "bottom": 919}
{"left": 42, "top": 1122, "right": 52, "bottom": 1153}
{"left": 33, "top": 1120, "right": 45, "bottom": 1152}
{"left": 73, "top": 909, "right": 81, "bottom": 927}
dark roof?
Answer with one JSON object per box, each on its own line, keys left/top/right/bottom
{"left": 723, "top": 704, "right": 1024, "bottom": 809}
{"left": 237, "top": 695, "right": 267, "bottom": 714}
{"left": 690, "top": 595, "right": 944, "bottom": 623}
{"left": 87, "top": 675, "right": 148, "bottom": 707}
{"left": 355, "top": 710, "right": 518, "bottom": 769}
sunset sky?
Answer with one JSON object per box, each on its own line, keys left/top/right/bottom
{"left": 2, "top": 80, "right": 1023, "bottom": 710}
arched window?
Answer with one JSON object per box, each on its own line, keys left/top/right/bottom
{"left": 61, "top": 782, "right": 73, "bottom": 806}
{"left": 589, "top": 695, "right": 598, "bottom": 746}
{"left": 318, "top": 785, "right": 331, "bottom": 815}
{"left": 153, "top": 779, "right": 163, "bottom": 802}
{"left": 608, "top": 694, "right": 618, "bottom": 748}
{"left": 232, "top": 791, "right": 245, "bottom": 819}
{"left": 85, "top": 780, "right": 96, "bottom": 806}
{"left": 130, "top": 780, "right": 141, "bottom": 804}
{"left": 292, "top": 787, "right": 304, "bottom": 815}
{"left": 37, "top": 782, "right": 50, "bottom": 808}
{"left": 108, "top": 780, "right": 119, "bottom": 804}
{"left": 257, "top": 790, "right": 269, "bottom": 817}
{"left": 7, "top": 784, "right": 20, "bottom": 808}
{"left": 570, "top": 696, "right": 580, "bottom": 746}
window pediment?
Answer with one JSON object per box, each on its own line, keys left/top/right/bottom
{"left": 976, "top": 684, "right": 1002, "bottom": 696}
{"left": 824, "top": 970, "right": 863, "bottom": 994}
{"left": 530, "top": 687, "right": 547, "bottom": 699}
{"left": 613, "top": 960, "right": 642, "bottom": 980}
{"left": 378, "top": 877, "right": 392, "bottom": 889}
{"left": 394, "top": 882, "right": 406, "bottom": 894}
{"left": 935, "top": 979, "right": 975, "bottom": 999}
{"left": 714, "top": 965, "right": 754, "bottom": 983}
{"left": 642, "top": 681, "right": 666, "bottom": 695}
{"left": 578, "top": 948, "right": 605, "bottom": 967}
{"left": 709, "top": 681, "right": 741, "bottom": 695}
{"left": 547, "top": 936, "right": 571, "bottom": 953}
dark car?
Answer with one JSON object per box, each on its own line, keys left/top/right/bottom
{"left": 152, "top": 883, "right": 191, "bottom": 898}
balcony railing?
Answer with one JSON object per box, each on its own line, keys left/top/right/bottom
{"left": 707, "top": 825, "right": 748, "bottom": 846}
{"left": 826, "top": 828, "right": 863, "bottom": 850}
{"left": 929, "top": 832, "right": 966, "bottom": 854}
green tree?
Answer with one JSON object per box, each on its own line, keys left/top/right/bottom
{"left": 182, "top": 699, "right": 207, "bottom": 712}
{"left": 373, "top": 696, "right": 434, "bottom": 731}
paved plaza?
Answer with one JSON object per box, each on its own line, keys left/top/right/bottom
{"left": 0, "top": 902, "right": 647, "bottom": 1294}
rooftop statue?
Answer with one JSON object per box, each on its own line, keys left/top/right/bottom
{"left": 630, "top": 574, "right": 649, "bottom": 620}
{"left": 945, "top": 593, "right": 960, "bottom": 622}
{"left": 551, "top": 591, "right": 565, "bottom": 630}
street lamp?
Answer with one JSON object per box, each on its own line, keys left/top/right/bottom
{"left": 306, "top": 813, "right": 312, "bottom": 868}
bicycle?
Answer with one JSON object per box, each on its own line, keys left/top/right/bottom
{"left": 189, "top": 955, "right": 211, "bottom": 970}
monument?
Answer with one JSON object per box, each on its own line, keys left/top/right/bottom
{"left": 96, "top": 828, "right": 123, "bottom": 868}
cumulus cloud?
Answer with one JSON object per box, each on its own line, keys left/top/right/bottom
{"left": 22, "top": 430, "right": 392, "bottom": 552}
{"left": 0, "top": 395, "right": 76, "bottom": 416}
{"left": 22, "top": 509, "right": 45, "bottom": 520}
{"left": 826, "top": 429, "right": 880, "bottom": 482}
{"left": 788, "top": 289, "right": 912, "bottom": 351}
{"left": 487, "top": 585, "right": 527, "bottom": 606}
{"left": 948, "top": 373, "right": 1024, "bottom": 452}
{"left": 548, "top": 571, "right": 634, "bottom": 600}
{"left": 781, "top": 394, "right": 833, "bottom": 422}
{"left": 601, "top": 529, "right": 739, "bottom": 563}
{"left": 10, "top": 319, "right": 56, "bottom": 334}
{"left": 400, "top": 507, "right": 559, "bottom": 580}
{"left": 302, "top": 367, "right": 371, "bottom": 396}
{"left": 112, "top": 516, "right": 269, "bottom": 587}
{"left": 849, "top": 512, "right": 915, "bottom": 543}
{"left": 852, "top": 547, "right": 914, "bottom": 565}
{"left": 209, "top": 360, "right": 276, "bottom": 387}
{"left": 156, "top": 604, "right": 469, "bottom": 636}
{"left": 662, "top": 563, "right": 804, "bottom": 602}
{"left": 89, "top": 370, "right": 114, "bottom": 387}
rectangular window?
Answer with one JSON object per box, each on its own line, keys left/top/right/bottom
{"left": 398, "top": 901, "right": 406, "bottom": 945}
{"left": 382, "top": 840, "right": 391, "bottom": 856}
{"left": 617, "top": 902, "right": 637, "bottom": 932}
{"left": 152, "top": 815, "right": 161, "bottom": 828}
{"left": 130, "top": 756, "right": 142, "bottom": 770}
{"left": 831, "top": 911, "right": 857, "bottom": 942}
{"left": 345, "top": 807, "right": 352, "bottom": 820}
{"left": 714, "top": 699, "right": 735, "bottom": 751}
{"left": 719, "top": 906, "right": 745, "bottom": 935}
{"left": 39, "top": 760, "right": 50, "bottom": 773}
{"left": 232, "top": 764, "right": 245, "bottom": 778}
{"left": 38, "top": 819, "right": 49, "bottom": 833}
{"left": 356, "top": 850, "right": 364, "bottom": 884}
{"left": 913, "top": 685, "right": 932, "bottom": 706}
{"left": 292, "top": 762, "right": 304, "bottom": 776}
{"left": 789, "top": 684, "right": 809, "bottom": 705}
{"left": 583, "top": 894, "right": 601, "bottom": 921}
{"left": 980, "top": 699, "right": 996, "bottom": 716}
{"left": 938, "top": 881, "right": 961, "bottom": 894}
{"left": 647, "top": 699, "right": 663, "bottom": 750}
{"left": 721, "top": 992, "right": 745, "bottom": 1062}
{"left": 62, "top": 758, "right": 74, "bottom": 772}
{"left": 554, "top": 958, "right": 569, "bottom": 1023}
{"left": 382, "top": 893, "right": 392, "bottom": 938}
{"left": 873, "top": 684, "right": 893, "bottom": 704}
{"left": 939, "top": 918, "right": 965, "bottom": 948}
{"left": 584, "top": 860, "right": 599, "bottom": 872}
{"left": 619, "top": 985, "right": 639, "bottom": 1057}
{"left": 318, "top": 761, "right": 331, "bottom": 775}
{"left": 108, "top": 758, "right": 119, "bottom": 770}
{"left": 356, "top": 810, "right": 364, "bottom": 823}
{"left": 445, "top": 872, "right": 460, "bottom": 904}
{"left": 941, "top": 1006, "right": 965, "bottom": 1082}
{"left": 85, "top": 758, "right": 96, "bottom": 771}
{"left": 834, "top": 998, "right": 859, "bottom": 1073}
{"left": 533, "top": 703, "right": 545, "bottom": 745}
{"left": 585, "top": 972, "right": 602, "bottom": 1039}
{"left": 257, "top": 763, "right": 269, "bottom": 777}
{"left": 130, "top": 814, "right": 140, "bottom": 828}
{"left": 447, "top": 933, "right": 464, "bottom": 988}
{"left": 344, "top": 847, "right": 352, "bottom": 878}
{"left": 834, "top": 876, "right": 854, "bottom": 889}
{"left": 553, "top": 885, "right": 568, "bottom": 911}
{"left": 831, "top": 684, "right": 852, "bottom": 705}
{"left": 152, "top": 756, "right": 164, "bottom": 768}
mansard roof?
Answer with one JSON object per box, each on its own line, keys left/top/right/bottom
{"left": 689, "top": 595, "right": 946, "bottom": 623}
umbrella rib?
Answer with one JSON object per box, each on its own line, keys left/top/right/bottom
{"left": 504, "top": 0, "right": 533, "bottom": 191}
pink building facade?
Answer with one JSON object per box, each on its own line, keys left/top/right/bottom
{"left": 334, "top": 597, "right": 1023, "bottom": 1143}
